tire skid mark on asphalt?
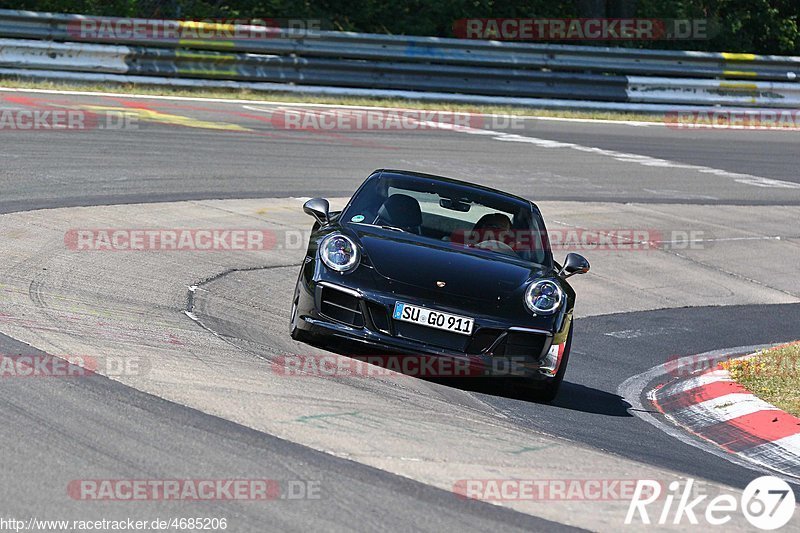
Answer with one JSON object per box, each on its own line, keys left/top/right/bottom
{"left": 183, "top": 262, "right": 298, "bottom": 349}
{"left": 603, "top": 326, "right": 692, "bottom": 339}
{"left": 187, "top": 263, "right": 514, "bottom": 422}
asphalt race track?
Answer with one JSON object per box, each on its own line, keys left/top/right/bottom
{"left": 0, "top": 333, "right": 572, "bottom": 532}
{"left": 2, "top": 89, "right": 800, "bottom": 212}
{"left": 0, "top": 88, "right": 798, "bottom": 531}
{"left": 197, "top": 267, "right": 800, "bottom": 490}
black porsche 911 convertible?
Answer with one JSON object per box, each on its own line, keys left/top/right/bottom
{"left": 289, "top": 169, "right": 589, "bottom": 401}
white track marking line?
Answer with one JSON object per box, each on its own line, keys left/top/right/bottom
{"left": 529, "top": 115, "right": 655, "bottom": 126}
{"left": 491, "top": 132, "right": 800, "bottom": 189}
{"left": 410, "top": 120, "right": 800, "bottom": 189}
{"left": 242, "top": 105, "right": 275, "bottom": 115}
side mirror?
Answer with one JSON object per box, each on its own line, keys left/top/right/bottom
{"left": 560, "top": 253, "right": 590, "bottom": 278}
{"left": 303, "top": 198, "right": 330, "bottom": 225}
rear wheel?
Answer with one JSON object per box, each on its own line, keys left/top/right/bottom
{"left": 525, "top": 323, "right": 572, "bottom": 403}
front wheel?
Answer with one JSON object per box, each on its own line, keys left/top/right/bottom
{"left": 289, "top": 274, "right": 313, "bottom": 343}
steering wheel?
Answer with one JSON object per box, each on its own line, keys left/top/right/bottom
{"left": 475, "top": 240, "right": 517, "bottom": 256}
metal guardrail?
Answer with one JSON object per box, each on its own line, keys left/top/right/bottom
{"left": 0, "top": 8, "right": 799, "bottom": 110}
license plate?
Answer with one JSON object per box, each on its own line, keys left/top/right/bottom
{"left": 392, "top": 302, "right": 473, "bottom": 335}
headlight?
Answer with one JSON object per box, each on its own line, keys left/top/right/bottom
{"left": 524, "top": 279, "right": 563, "bottom": 315}
{"left": 319, "top": 234, "right": 360, "bottom": 272}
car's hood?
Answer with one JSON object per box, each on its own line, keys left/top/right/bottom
{"left": 354, "top": 227, "right": 546, "bottom": 300}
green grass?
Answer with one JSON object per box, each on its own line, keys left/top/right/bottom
{"left": 723, "top": 342, "right": 800, "bottom": 417}
{"left": 0, "top": 78, "right": 664, "bottom": 123}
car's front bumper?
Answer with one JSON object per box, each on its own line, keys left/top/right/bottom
{"left": 294, "top": 277, "right": 571, "bottom": 380}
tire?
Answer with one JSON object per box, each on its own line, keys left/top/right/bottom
{"left": 289, "top": 275, "right": 313, "bottom": 343}
{"left": 526, "top": 323, "right": 573, "bottom": 403}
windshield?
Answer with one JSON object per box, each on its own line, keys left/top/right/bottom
{"left": 342, "top": 174, "right": 552, "bottom": 266}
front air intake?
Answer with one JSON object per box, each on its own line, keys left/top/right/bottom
{"left": 320, "top": 285, "right": 364, "bottom": 327}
